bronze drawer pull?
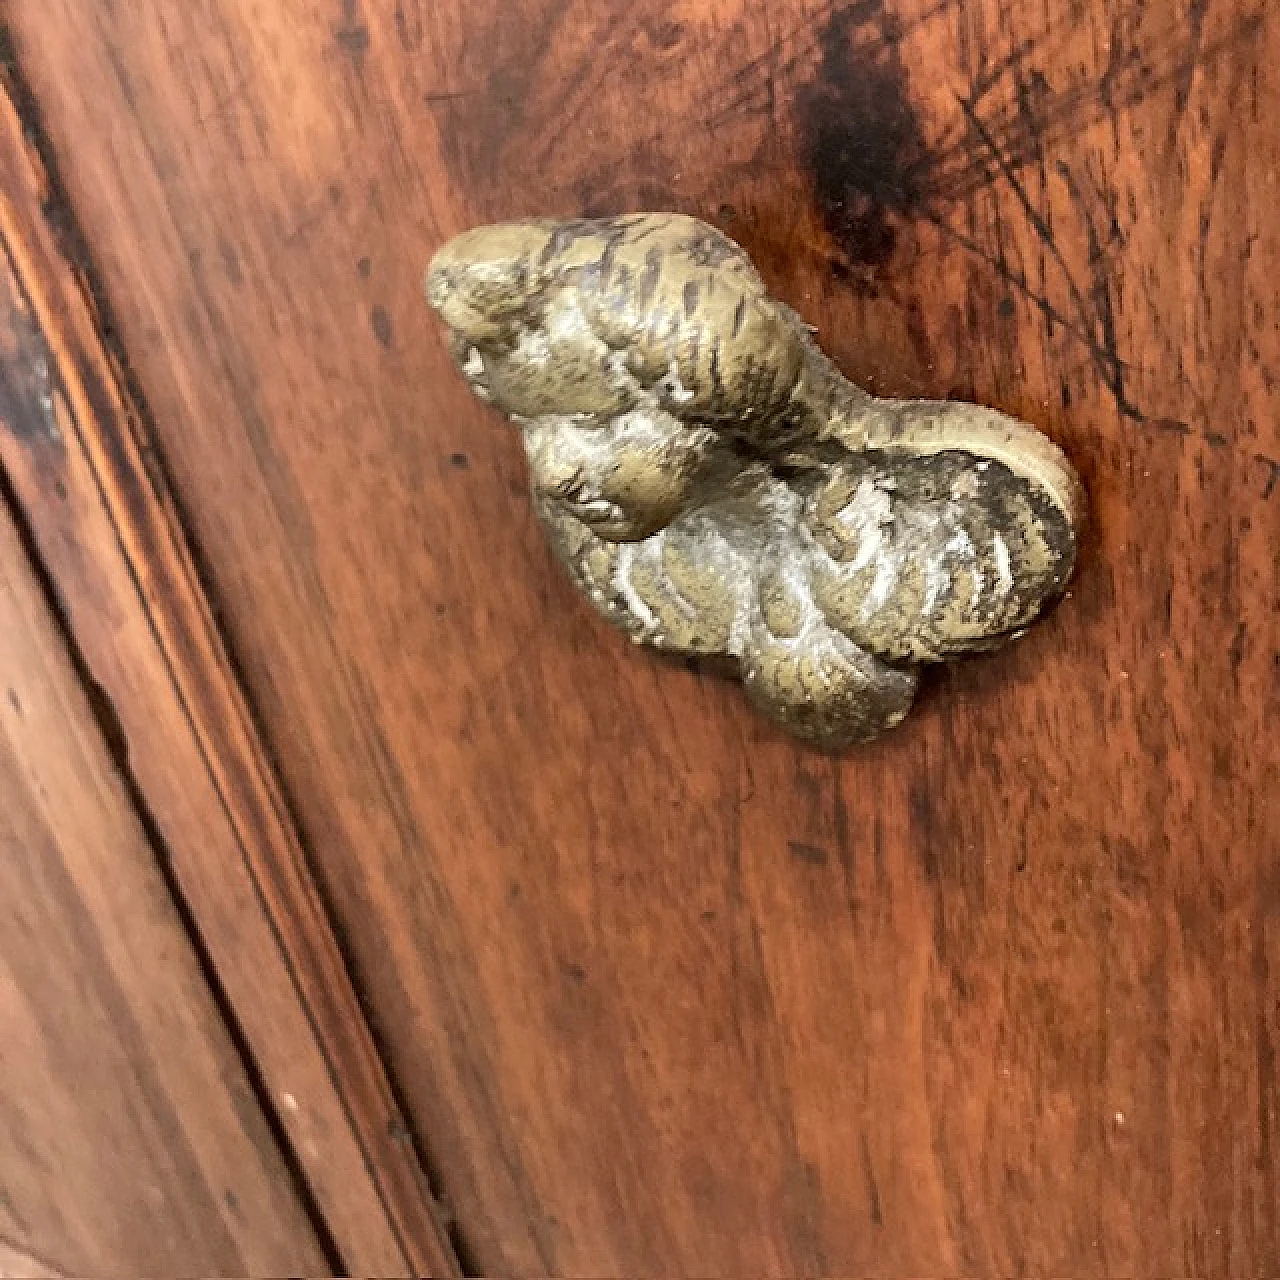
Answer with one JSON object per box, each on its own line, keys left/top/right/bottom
{"left": 426, "top": 213, "right": 1085, "bottom": 748}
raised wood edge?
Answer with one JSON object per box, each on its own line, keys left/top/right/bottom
{"left": 0, "top": 52, "right": 460, "bottom": 1280}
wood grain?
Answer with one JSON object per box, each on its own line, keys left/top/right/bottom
{"left": 0, "top": 499, "right": 329, "bottom": 1276}
{"left": 7, "top": 0, "right": 1278, "bottom": 1272}
{"left": 0, "top": 58, "right": 456, "bottom": 1277}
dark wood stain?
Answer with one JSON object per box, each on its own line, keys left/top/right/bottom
{"left": 795, "top": 1, "right": 933, "bottom": 269}
{"left": 371, "top": 302, "right": 394, "bottom": 348}
{"left": 786, "top": 839, "right": 829, "bottom": 866}
{"left": 0, "top": 241, "right": 62, "bottom": 447}
{"left": 334, "top": 0, "right": 371, "bottom": 63}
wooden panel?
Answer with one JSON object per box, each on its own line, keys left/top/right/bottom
{"left": 8, "top": 0, "right": 1278, "bottom": 1272}
{"left": 0, "top": 59, "right": 457, "bottom": 1277}
{"left": 0, "top": 500, "right": 328, "bottom": 1275}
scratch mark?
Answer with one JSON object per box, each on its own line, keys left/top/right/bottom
{"left": 1167, "top": 0, "right": 1213, "bottom": 141}
{"left": 1052, "top": 156, "right": 1148, "bottom": 425}
{"left": 424, "top": 88, "right": 481, "bottom": 105}
{"left": 787, "top": 839, "right": 829, "bottom": 865}
{"left": 859, "top": 1131, "right": 884, "bottom": 1226}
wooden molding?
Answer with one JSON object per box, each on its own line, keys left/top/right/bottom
{"left": 0, "top": 68, "right": 459, "bottom": 1279}
{"left": 0, "top": 495, "right": 330, "bottom": 1276}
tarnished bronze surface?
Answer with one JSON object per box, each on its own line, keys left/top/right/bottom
{"left": 427, "top": 213, "right": 1085, "bottom": 747}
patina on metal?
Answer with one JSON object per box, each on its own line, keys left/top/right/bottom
{"left": 426, "top": 213, "right": 1086, "bottom": 748}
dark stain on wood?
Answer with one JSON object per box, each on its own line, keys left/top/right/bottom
{"left": 371, "top": 303, "right": 393, "bottom": 348}
{"left": 334, "top": 0, "right": 371, "bottom": 64}
{"left": 0, "top": 241, "right": 61, "bottom": 448}
{"left": 795, "top": 1, "right": 933, "bottom": 270}
{"left": 786, "top": 839, "right": 829, "bottom": 866}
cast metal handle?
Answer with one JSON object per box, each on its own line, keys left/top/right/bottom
{"left": 426, "top": 214, "right": 1084, "bottom": 748}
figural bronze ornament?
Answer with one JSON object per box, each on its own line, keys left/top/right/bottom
{"left": 426, "top": 213, "right": 1085, "bottom": 748}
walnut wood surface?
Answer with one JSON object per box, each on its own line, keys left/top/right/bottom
{"left": 0, "top": 502, "right": 328, "bottom": 1276}
{"left": 0, "top": 65, "right": 456, "bottom": 1277}
{"left": 7, "top": 0, "right": 1278, "bottom": 1272}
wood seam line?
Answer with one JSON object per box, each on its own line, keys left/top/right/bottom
{"left": 0, "top": 50, "right": 461, "bottom": 1279}
{"left": 0, "top": 427, "right": 348, "bottom": 1273}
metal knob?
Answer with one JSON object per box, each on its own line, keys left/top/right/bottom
{"left": 426, "top": 213, "right": 1085, "bottom": 748}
